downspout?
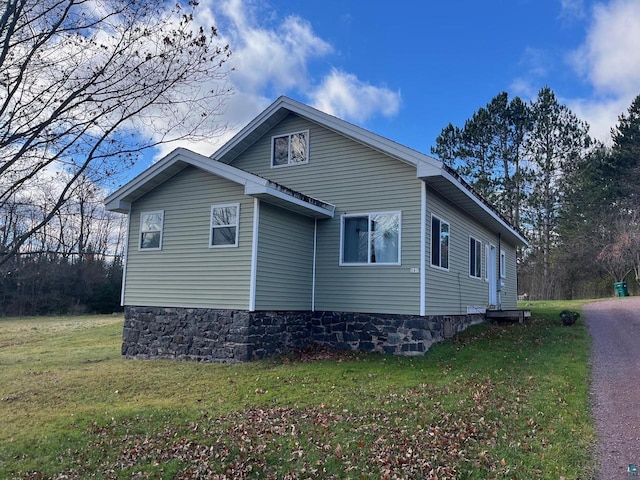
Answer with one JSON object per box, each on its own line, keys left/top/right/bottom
{"left": 312, "top": 218, "right": 317, "bottom": 312}
{"left": 420, "top": 181, "right": 426, "bottom": 316}
{"left": 497, "top": 232, "right": 502, "bottom": 310}
{"left": 249, "top": 198, "right": 260, "bottom": 312}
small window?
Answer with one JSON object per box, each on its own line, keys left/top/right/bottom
{"left": 271, "top": 131, "right": 309, "bottom": 167}
{"left": 210, "top": 204, "right": 239, "bottom": 247}
{"left": 500, "top": 250, "right": 506, "bottom": 278}
{"left": 431, "top": 216, "right": 449, "bottom": 269}
{"left": 139, "top": 211, "right": 164, "bottom": 250}
{"left": 341, "top": 212, "right": 401, "bottom": 265}
{"left": 469, "top": 237, "right": 482, "bottom": 278}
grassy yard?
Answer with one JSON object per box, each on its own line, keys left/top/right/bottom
{"left": 0, "top": 301, "right": 597, "bottom": 479}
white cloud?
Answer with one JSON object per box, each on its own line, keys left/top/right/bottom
{"left": 568, "top": 96, "right": 629, "bottom": 145}
{"left": 509, "top": 77, "right": 538, "bottom": 101}
{"left": 566, "top": 0, "right": 640, "bottom": 143}
{"left": 510, "top": 48, "right": 552, "bottom": 101}
{"left": 560, "top": 0, "right": 587, "bottom": 20}
{"left": 151, "top": 0, "right": 399, "bottom": 158}
{"left": 310, "top": 69, "right": 401, "bottom": 123}
{"left": 571, "top": 0, "right": 640, "bottom": 96}
{"left": 223, "top": 1, "right": 332, "bottom": 93}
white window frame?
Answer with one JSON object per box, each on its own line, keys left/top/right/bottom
{"left": 209, "top": 203, "right": 240, "bottom": 248}
{"left": 139, "top": 210, "right": 164, "bottom": 251}
{"left": 500, "top": 249, "right": 507, "bottom": 278}
{"left": 271, "top": 130, "right": 309, "bottom": 168}
{"left": 430, "top": 214, "right": 450, "bottom": 271}
{"left": 339, "top": 211, "right": 402, "bottom": 266}
{"left": 469, "top": 236, "right": 483, "bottom": 279}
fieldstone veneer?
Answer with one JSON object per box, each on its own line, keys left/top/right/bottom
{"left": 122, "top": 306, "right": 485, "bottom": 362}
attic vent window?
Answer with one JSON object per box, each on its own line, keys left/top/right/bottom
{"left": 271, "top": 130, "right": 309, "bottom": 167}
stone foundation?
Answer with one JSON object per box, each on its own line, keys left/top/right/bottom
{"left": 123, "top": 306, "right": 485, "bottom": 362}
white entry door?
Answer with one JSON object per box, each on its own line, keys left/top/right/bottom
{"left": 487, "top": 244, "right": 497, "bottom": 307}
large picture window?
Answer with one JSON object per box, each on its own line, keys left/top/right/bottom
{"left": 469, "top": 237, "right": 482, "bottom": 278}
{"left": 341, "top": 212, "right": 401, "bottom": 265}
{"left": 210, "top": 204, "right": 239, "bottom": 247}
{"left": 271, "top": 131, "right": 309, "bottom": 167}
{"left": 431, "top": 215, "right": 449, "bottom": 269}
{"left": 139, "top": 211, "right": 164, "bottom": 250}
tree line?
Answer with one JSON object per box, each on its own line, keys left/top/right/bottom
{"left": 0, "top": 0, "right": 232, "bottom": 315}
{"left": 432, "top": 88, "right": 640, "bottom": 300}
{"left": 0, "top": 177, "right": 126, "bottom": 315}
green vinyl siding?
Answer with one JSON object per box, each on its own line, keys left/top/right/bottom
{"left": 425, "top": 187, "right": 519, "bottom": 315}
{"left": 255, "top": 202, "right": 314, "bottom": 310}
{"left": 124, "top": 166, "right": 253, "bottom": 309}
{"left": 230, "top": 113, "right": 422, "bottom": 315}
{"left": 500, "top": 244, "right": 518, "bottom": 309}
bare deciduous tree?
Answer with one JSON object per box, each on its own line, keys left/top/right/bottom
{"left": 597, "top": 213, "right": 640, "bottom": 285}
{"left": 0, "top": 0, "right": 232, "bottom": 266}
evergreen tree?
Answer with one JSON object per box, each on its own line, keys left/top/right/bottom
{"left": 555, "top": 145, "right": 613, "bottom": 298}
{"left": 431, "top": 92, "right": 531, "bottom": 230}
{"left": 610, "top": 94, "right": 640, "bottom": 209}
{"left": 525, "top": 87, "right": 591, "bottom": 299}
{"left": 431, "top": 123, "right": 461, "bottom": 167}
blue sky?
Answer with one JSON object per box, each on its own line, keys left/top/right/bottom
{"left": 138, "top": 0, "right": 640, "bottom": 176}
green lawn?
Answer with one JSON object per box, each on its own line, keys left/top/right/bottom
{"left": 0, "top": 301, "right": 597, "bottom": 479}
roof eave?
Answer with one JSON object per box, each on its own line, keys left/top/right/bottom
{"left": 212, "top": 96, "right": 443, "bottom": 172}
{"left": 420, "top": 168, "right": 528, "bottom": 248}
{"left": 245, "top": 183, "right": 335, "bottom": 219}
{"left": 104, "top": 147, "right": 335, "bottom": 219}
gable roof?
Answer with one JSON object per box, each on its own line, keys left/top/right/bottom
{"left": 212, "top": 96, "right": 528, "bottom": 247}
{"left": 104, "top": 148, "right": 335, "bottom": 219}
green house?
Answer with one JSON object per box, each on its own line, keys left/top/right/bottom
{"left": 105, "top": 96, "right": 527, "bottom": 361}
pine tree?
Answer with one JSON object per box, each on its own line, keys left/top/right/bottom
{"left": 611, "top": 94, "right": 640, "bottom": 209}
{"left": 430, "top": 92, "right": 531, "bottom": 230}
{"left": 525, "top": 87, "right": 591, "bottom": 298}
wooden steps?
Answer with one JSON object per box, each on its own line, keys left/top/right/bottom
{"left": 485, "top": 309, "right": 531, "bottom": 324}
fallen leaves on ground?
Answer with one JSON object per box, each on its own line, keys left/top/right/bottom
{"left": 22, "top": 376, "right": 540, "bottom": 480}
{"left": 280, "top": 343, "right": 360, "bottom": 364}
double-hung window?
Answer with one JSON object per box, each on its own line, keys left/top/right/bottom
{"left": 210, "top": 204, "right": 239, "bottom": 247}
{"left": 431, "top": 215, "right": 449, "bottom": 269}
{"left": 271, "top": 130, "right": 309, "bottom": 167}
{"left": 469, "top": 237, "right": 482, "bottom": 278}
{"left": 341, "top": 211, "right": 401, "bottom": 265}
{"left": 139, "top": 211, "right": 164, "bottom": 250}
{"left": 500, "top": 250, "right": 506, "bottom": 278}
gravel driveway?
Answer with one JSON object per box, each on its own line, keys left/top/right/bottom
{"left": 585, "top": 297, "right": 640, "bottom": 480}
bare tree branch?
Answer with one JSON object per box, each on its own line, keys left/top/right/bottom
{"left": 0, "top": 0, "right": 232, "bottom": 266}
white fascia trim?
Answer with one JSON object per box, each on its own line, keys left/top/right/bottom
{"left": 249, "top": 198, "right": 260, "bottom": 312}
{"left": 416, "top": 160, "right": 443, "bottom": 178}
{"left": 105, "top": 199, "right": 131, "bottom": 213}
{"left": 104, "top": 151, "right": 186, "bottom": 207}
{"left": 440, "top": 169, "right": 528, "bottom": 246}
{"left": 212, "top": 98, "right": 288, "bottom": 160}
{"left": 244, "top": 183, "right": 335, "bottom": 218}
{"left": 278, "top": 98, "right": 440, "bottom": 168}
{"left": 105, "top": 148, "right": 270, "bottom": 209}
{"left": 212, "top": 96, "right": 442, "bottom": 170}
{"left": 420, "top": 182, "right": 426, "bottom": 316}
